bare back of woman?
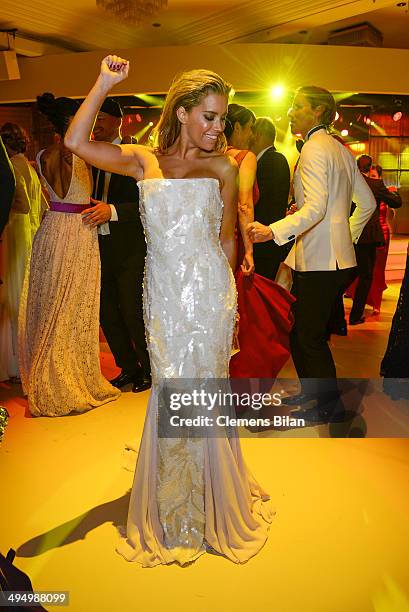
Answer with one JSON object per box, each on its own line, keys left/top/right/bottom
{"left": 18, "top": 94, "right": 120, "bottom": 416}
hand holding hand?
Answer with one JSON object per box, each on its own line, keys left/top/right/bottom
{"left": 286, "top": 203, "right": 298, "bottom": 216}
{"left": 81, "top": 199, "right": 112, "bottom": 227}
{"left": 247, "top": 222, "right": 273, "bottom": 243}
{"left": 100, "top": 55, "right": 129, "bottom": 87}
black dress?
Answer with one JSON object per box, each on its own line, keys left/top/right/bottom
{"left": 381, "top": 252, "right": 409, "bottom": 398}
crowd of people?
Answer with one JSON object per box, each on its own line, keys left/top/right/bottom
{"left": 0, "top": 55, "right": 407, "bottom": 567}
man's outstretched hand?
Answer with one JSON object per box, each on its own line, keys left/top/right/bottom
{"left": 247, "top": 222, "right": 274, "bottom": 243}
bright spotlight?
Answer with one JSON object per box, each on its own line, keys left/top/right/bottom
{"left": 270, "top": 85, "right": 285, "bottom": 99}
{"left": 393, "top": 111, "right": 403, "bottom": 122}
{"left": 341, "top": 129, "right": 349, "bottom": 137}
{"left": 149, "top": 121, "right": 154, "bottom": 126}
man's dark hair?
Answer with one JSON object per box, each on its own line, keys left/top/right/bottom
{"left": 357, "top": 154, "right": 372, "bottom": 174}
{"left": 296, "top": 86, "right": 336, "bottom": 127}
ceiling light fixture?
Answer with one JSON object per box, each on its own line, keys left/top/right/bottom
{"left": 96, "top": 0, "right": 168, "bottom": 25}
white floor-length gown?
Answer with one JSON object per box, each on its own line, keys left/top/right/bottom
{"left": 117, "top": 178, "right": 273, "bottom": 567}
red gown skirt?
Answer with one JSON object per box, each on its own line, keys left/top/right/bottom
{"left": 227, "top": 146, "right": 295, "bottom": 381}
{"left": 346, "top": 202, "right": 389, "bottom": 311}
{"left": 230, "top": 270, "right": 295, "bottom": 379}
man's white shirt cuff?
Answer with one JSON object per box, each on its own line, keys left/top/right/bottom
{"left": 110, "top": 205, "right": 118, "bottom": 221}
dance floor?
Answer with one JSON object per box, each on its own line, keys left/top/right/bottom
{"left": 1, "top": 280, "right": 408, "bottom": 612}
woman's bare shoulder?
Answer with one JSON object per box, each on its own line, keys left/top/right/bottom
{"left": 38, "top": 145, "right": 60, "bottom": 171}
{"left": 41, "top": 144, "right": 59, "bottom": 158}
{"left": 210, "top": 152, "right": 238, "bottom": 177}
{"left": 240, "top": 149, "right": 257, "bottom": 168}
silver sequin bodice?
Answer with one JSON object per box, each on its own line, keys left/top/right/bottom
{"left": 138, "top": 178, "right": 236, "bottom": 382}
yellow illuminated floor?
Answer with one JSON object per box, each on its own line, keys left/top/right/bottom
{"left": 0, "top": 281, "right": 408, "bottom": 612}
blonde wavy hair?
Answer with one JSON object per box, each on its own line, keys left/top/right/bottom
{"left": 153, "top": 69, "right": 232, "bottom": 154}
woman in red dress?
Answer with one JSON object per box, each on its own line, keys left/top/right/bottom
{"left": 224, "top": 104, "right": 294, "bottom": 385}
{"left": 346, "top": 164, "right": 397, "bottom": 315}
{"left": 367, "top": 164, "right": 395, "bottom": 314}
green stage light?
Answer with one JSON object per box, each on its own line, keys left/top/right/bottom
{"left": 134, "top": 93, "right": 164, "bottom": 108}
{"left": 133, "top": 122, "right": 155, "bottom": 142}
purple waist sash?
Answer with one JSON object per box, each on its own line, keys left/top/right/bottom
{"left": 49, "top": 201, "right": 90, "bottom": 214}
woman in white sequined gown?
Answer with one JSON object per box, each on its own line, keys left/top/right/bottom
{"left": 66, "top": 55, "right": 273, "bottom": 566}
{"left": 18, "top": 94, "right": 120, "bottom": 416}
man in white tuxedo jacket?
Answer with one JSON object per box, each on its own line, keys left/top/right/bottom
{"left": 248, "top": 86, "right": 376, "bottom": 419}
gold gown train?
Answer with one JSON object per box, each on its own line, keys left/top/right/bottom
{"left": 18, "top": 152, "right": 120, "bottom": 416}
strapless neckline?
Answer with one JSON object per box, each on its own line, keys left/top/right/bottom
{"left": 137, "top": 177, "right": 219, "bottom": 187}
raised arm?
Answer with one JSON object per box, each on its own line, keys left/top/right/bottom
{"left": 65, "top": 56, "right": 158, "bottom": 180}
{"left": 237, "top": 151, "right": 256, "bottom": 275}
{"left": 219, "top": 157, "right": 239, "bottom": 272}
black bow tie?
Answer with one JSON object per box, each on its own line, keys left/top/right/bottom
{"left": 296, "top": 139, "right": 304, "bottom": 153}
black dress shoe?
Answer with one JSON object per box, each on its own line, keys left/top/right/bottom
{"left": 292, "top": 406, "right": 346, "bottom": 424}
{"left": 110, "top": 370, "right": 139, "bottom": 389}
{"left": 281, "top": 393, "right": 316, "bottom": 406}
{"left": 328, "top": 323, "right": 347, "bottom": 336}
{"left": 132, "top": 376, "right": 152, "bottom": 393}
{"left": 291, "top": 406, "right": 329, "bottom": 423}
{"left": 349, "top": 316, "right": 365, "bottom": 326}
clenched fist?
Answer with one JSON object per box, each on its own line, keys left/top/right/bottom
{"left": 100, "top": 55, "right": 129, "bottom": 86}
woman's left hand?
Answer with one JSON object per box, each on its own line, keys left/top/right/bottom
{"left": 241, "top": 252, "right": 255, "bottom": 276}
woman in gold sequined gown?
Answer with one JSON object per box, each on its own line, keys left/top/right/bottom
{"left": 18, "top": 94, "right": 120, "bottom": 416}
{"left": 65, "top": 56, "right": 273, "bottom": 566}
